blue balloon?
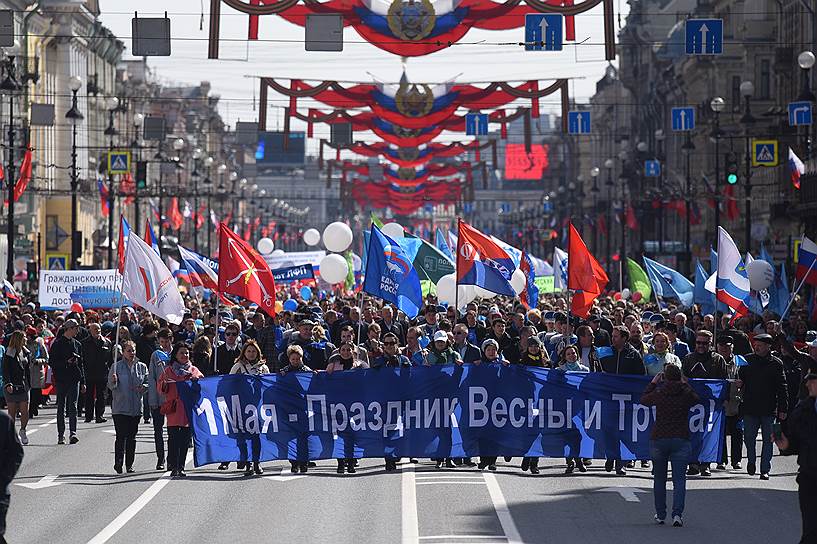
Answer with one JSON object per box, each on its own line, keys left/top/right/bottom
{"left": 283, "top": 299, "right": 298, "bottom": 312}
{"left": 418, "top": 335, "right": 430, "bottom": 349}
{"left": 300, "top": 286, "right": 313, "bottom": 301}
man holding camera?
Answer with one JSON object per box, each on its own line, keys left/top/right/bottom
{"left": 49, "top": 319, "right": 86, "bottom": 445}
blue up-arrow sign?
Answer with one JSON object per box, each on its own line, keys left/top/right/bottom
{"left": 465, "top": 113, "right": 489, "bottom": 136}
{"left": 671, "top": 107, "right": 695, "bottom": 131}
{"left": 644, "top": 160, "right": 661, "bottom": 177}
{"left": 685, "top": 19, "right": 723, "bottom": 55}
{"left": 567, "top": 111, "right": 591, "bottom": 134}
{"left": 524, "top": 14, "right": 563, "bottom": 51}
{"left": 789, "top": 101, "right": 813, "bottom": 126}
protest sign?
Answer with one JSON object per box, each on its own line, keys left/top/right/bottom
{"left": 39, "top": 269, "right": 127, "bottom": 309}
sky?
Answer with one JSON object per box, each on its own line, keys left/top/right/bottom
{"left": 98, "top": 1, "right": 625, "bottom": 139}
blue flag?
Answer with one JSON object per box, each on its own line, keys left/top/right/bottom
{"left": 760, "top": 245, "right": 790, "bottom": 317}
{"left": 363, "top": 224, "right": 423, "bottom": 318}
{"left": 435, "top": 227, "right": 454, "bottom": 261}
{"left": 643, "top": 256, "right": 694, "bottom": 307}
{"left": 694, "top": 259, "right": 717, "bottom": 315}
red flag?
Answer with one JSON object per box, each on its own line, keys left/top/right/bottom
{"left": 168, "top": 197, "right": 184, "bottom": 230}
{"left": 625, "top": 204, "right": 638, "bottom": 230}
{"left": 567, "top": 224, "right": 608, "bottom": 318}
{"left": 723, "top": 185, "right": 740, "bottom": 221}
{"left": 194, "top": 204, "right": 207, "bottom": 229}
{"left": 120, "top": 172, "right": 136, "bottom": 205}
{"left": 12, "top": 147, "right": 32, "bottom": 203}
{"left": 218, "top": 223, "right": 277, "bottom": 313}
{"left": 597, "top": 214, "right": 608, "bottom": 236}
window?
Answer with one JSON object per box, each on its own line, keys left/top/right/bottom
{"left": 759, "top": 59, "right": 771, "bottom": 99}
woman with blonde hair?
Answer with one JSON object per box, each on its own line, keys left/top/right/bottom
{"left": 226, "top": 340, "right": 269, "bottom": 475}
{"left": 2, "top": 331, "right": 30, "bottom": 444}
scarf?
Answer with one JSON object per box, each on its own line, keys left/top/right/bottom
{"left": 562, "top": 360, "right": 583, "bottom": 371}
{"left": 172, "top": 361, "right": 193, "bottom": 377}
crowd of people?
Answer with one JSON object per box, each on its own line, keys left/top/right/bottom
{"left": 1, "top": 290, "right": 817, "bottom": 537}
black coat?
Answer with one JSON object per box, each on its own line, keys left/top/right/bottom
{"left": 682, "top": 351, "right": 728, "bottom": 379}
{"left": 81, "top": 335, "right": 113, "bottom": 382}
{"left": 781, "top": 396, "right": 817, "bottom": 476}
{"left": 454, "top": 342, "right": 481, "bottom": 364}
{"left": 0, "top": 410, "right": 23, "bottom": 489}
{"left": 2, "top": 348, "right": 29, "bottom": 390}
{"left": 598, "top": 344, "right": 645, "bottom": 375}
{"left": 213, "top": 342, "right": 242, "bottom": 375}
{"left": 738, "top": 354, "right": 788, "bottom": 416}
{"left": 49, "top": 334, "right": 85, "bottom": 384}
{"left": 377, "top": 319, "right": 405, "bottom": 344}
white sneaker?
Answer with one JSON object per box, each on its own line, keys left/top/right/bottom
{"left": 672, "top": 515, "right": 683, "bottom": 527}
{"left": 19, "top": 428, "right": 28, "bottom": 445}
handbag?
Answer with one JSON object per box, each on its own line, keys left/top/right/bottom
{"left": 159, "top": 398, "right": 177, "bottom": 415}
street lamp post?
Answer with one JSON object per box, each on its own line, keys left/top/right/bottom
{"left": 618, "top": 150, "right": 629, "bottom": 282}
{"left": 66, "top": 76, "right": 84, "bottom": 270}
{"left": 590, "top": 166, "right": 600, "bottom": 254}
{"left": 173, "top": 138, "right": 185, "bottom": 242}
{"left": 798, "top": 51, "right": 815, "bottom": 159}
{"left": 710, "top": 96, "right": 726, "bottom": 232}
{"left": 204, "top": 156, "right": 215, "bottom": 253}
{"left": 104, "top": 96, "right": 119, "bottom": 269}
{"left": 655, "top": 129, "right": 666, "bottom": 254}
{"left": 682, "top": 133, "right": 696, "bottom": 275}
{"left": 191, "top": 147, "right": 203, "bottom": 252}
{"left": 604, "top": 158, "right": 614, "bottom": 277}
{"left": 1, "top": 48, "right": 22, "bottom": 282}
{"left": 740, "top": 81, "right": 756, "bottom": 252}
{"left": 132, "top": 112, "right": 144, "bottom": 231}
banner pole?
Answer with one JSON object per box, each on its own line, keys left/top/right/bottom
{"left": 714, "top": 231, "right": 720, "bottom": 343}
{"left": 781, "top": 259, "right": 815, "bottom": 319}
{"left": 112, "top": 219, "right": 128, "bottom": 379}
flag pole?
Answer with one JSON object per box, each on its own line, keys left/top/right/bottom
{"left": 112, "top": 217, "right": 128, "bottom": 379}
{"left": 781, "top": 258, "right": 816, "bottom": 319}
{"left": 714, "top": 229, "right": 720, "bottom": 342}
{"left": 566, "top": 222, "right": 572, "bottom": 328}
{"left": 454, "top": 218, "right": 461, "bottom": 316}
{"left": 213, "top": 223, "right": 222, "bottom": 376}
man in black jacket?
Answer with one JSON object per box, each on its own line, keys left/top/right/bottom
{"left": 49, "top": 319, "right": 85, "bottom": 445}
{"left": 739, "top": 333, "right": 788, "bottom": 480}
{"left": 452, "top": 324, "right": 481, "bottom": 364}
{"left": 212, "top": 322, "right": 242, "bottom": 375}
{"left": 1, "top": 409, "right": 24, "bottom": 544}
{"left": 377, "top": 306, "right": 405, "bottom": 345}
{"left": 775, "top": 373, "right": 817, "bottom": 544}
{"left": 81, "top": 323, "right": 112, "bottom": 423}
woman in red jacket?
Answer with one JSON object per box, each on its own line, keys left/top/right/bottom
{"left": 157, "top": 342, "right": 203, "bottom": 478}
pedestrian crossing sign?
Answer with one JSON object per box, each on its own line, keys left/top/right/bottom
{"left": 751, "top": 139, "right": 778, "bottom": 167}
{"left": 107, "top": 151, "right": 131, "bottom": 174}
{"left": 46, "top": 253, "right": 68, "bottom": 270}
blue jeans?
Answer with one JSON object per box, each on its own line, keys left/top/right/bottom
{"left": 650, "top": 438, "right": 691, "bottom": 519}
{"left": 743, "top": 415, "right": 774, "bottom": 474}
{"left": 56, "top": 381, "right": 79, "bottom": 438}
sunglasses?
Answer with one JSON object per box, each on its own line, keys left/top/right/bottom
{"left": 225, "top": 332, "right": 238, "bottom": 337}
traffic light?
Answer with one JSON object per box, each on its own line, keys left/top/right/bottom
{"left": 726, "top": 152, "right": 739, "bottom": 184}
{"left": 135, "top": 161, "right": 147, "bottom": 189}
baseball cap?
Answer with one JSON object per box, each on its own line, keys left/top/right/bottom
{"left": 433, "top": 330, "right": 448, "bottom": 342}
{"left": 753, "top": 333, "right": 774, "bottom": 344}
{"left": 63, "top": 318, "right": 79, "bottom": 329}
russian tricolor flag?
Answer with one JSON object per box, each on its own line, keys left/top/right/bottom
{"left": 789, "top": 147, "right": 805, "bottom": 190}
{"left": 705, "top": 226, "right": 752, "bottom": 321}
{"left": 797, "top": 235, "right": 817, "bottom": 287}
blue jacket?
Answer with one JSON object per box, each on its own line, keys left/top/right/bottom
{"left": 107, "top": 359, "right": 149, "bottom": 417}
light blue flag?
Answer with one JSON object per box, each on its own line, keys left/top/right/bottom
{"left": 694, "top": 260, "right": 717, "bottom": 315}
{"left": 363, "top": 224, "right": 423, "bottom": 319}
{"left": 708, "top": 248, "right": 730, "bottom": 313}
{"left": 643, "top": 256, "right": 695, "bottom": 307}
{"left": 760, "top": 245, "right": 790, "bottom": 317}
{"left": 435, "top": 227, "right": 454, "bottom": 261}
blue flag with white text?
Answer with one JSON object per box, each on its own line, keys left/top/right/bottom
{"left": 643, "top": 256, "right": 694, "bottom": 307}
{"left": 363, "top": 224, "right": 423, "bottom": 318}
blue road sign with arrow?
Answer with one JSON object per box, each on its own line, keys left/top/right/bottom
{"left": 567, "top": 111, "right": 591, "bottom": 134}
{"left": 524, "top": 14, "right": 563, "bottom": 51}
{"left": 685, "top": 19, "right": 723, "bottom": 55}
{"left": 671, "top": 107, "right": 695, "bottom": 131}
{"left": 788, "top": 101, "right": 813, "bottom": 126}
{"left": 644, "top": 160, "right": 661, "bottom": 177}
{"left": 465, "top": 113, "right": 488, "bottom": 136}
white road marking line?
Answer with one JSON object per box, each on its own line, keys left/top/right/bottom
{"left": 419, "top": 537, "right": 507, "bottom": 541}
{"left": 25, "top": 418, "right": 57, "bottom": 436}
{"left": 416, "top": 481, "right": 489, "bottom": 486}
{"left": 483, "top": 473, "right": 524, "bottom": 544}
{"left": 86, "top": 451, "right": 193, "bottom": 544}
{"left": 401, "top": 461, "right": 419, "bottom": 544}
{"left": 415, "top": 474, "right": 487, "bottom": 479}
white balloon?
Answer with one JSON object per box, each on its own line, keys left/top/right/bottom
{"left": 458, "top": 284, "right": 476, "bottom": 308}
{"left": 436, "top": 274, "right": 457, "bottom": 305}
{"left": 319, "top": 254, "right": 349, "bottom": 284}
{"left": 474, "top": 286, "right": 496, "bottom": 300}
{"left": 352, "top": 254, "right": 362, "bottom": 272}
{"left": 256, "top": 237, "right": 275, "bottom": 255}
{"left": 621, "top": 288, "right": 631, "bottom": 300}
{"left": 381, "top": 222, "right": 405, "bottom": 239}
{"left": 323, "top": 222, "right": 353, "bottom": 253}
{"left": 271, "top": 249, "right": 285, "bottom": 256}
{"left": 510, "top": 269, "right": 526, "bottom": 295}
{"left": 747, "top": 259, "right": 774, "bottom": 291}
{"left": 303, "top": 228, "right": 321, "bottom": 247}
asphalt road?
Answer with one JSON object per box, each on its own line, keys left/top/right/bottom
{"left": 6, "top": 405, "right": 803, "bottom": 544}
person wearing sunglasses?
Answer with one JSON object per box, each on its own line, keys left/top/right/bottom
{"left": 372, "top": 333, "right": 411, "bottom": 471}
{"left": 108, "top": 340, "right": 149, "bottom": 474}
{"left": 452, "top": 324, "right": 481, "bottom": 364}
{"left": 214, "top": 322, "right": 243, "bottom": 375}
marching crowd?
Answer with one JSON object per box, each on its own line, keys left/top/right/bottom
{"left": 1, "top": 291, "right": 817, "bottom": 538}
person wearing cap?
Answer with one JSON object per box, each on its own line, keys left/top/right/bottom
{"left": 739, "top": 333, "right": 788, "bottom": 480}
{"left": 426, "top": 331, "right": 462, "bottom": 366}
{"left": 774, "top": 373, "right": 817, "bottom": 543}
{"left": 542, "top": 311, "right": 557, "bottom": 335}
{"left": 588, "top": 315, "right": 611, "bottom": 347}
{"left": 715, "top": 335, "right": 744, "bottom": 470}
{"left": 476, "top": 338, "right": 507, "bottom": 471}
{"left": 519, "top": 334, "right": 549, "bottom": 368}
{"left": 452, "top": 324, "right": 481, "bottom": 364}
{"left": 486, "top": 319, "right": 515, "bottom": 361}
{"left": 49, "top": 319, "right": 86, "bottom": 445}
{"left": 680, "top": 330, "right": 727, "bottom": 476}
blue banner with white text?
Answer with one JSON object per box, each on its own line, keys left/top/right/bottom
{"left": 271, "top": 264, "right": 315, "bottom": 283}
{"left": 177, "top": 365, "right": 727, "bottom": 467}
